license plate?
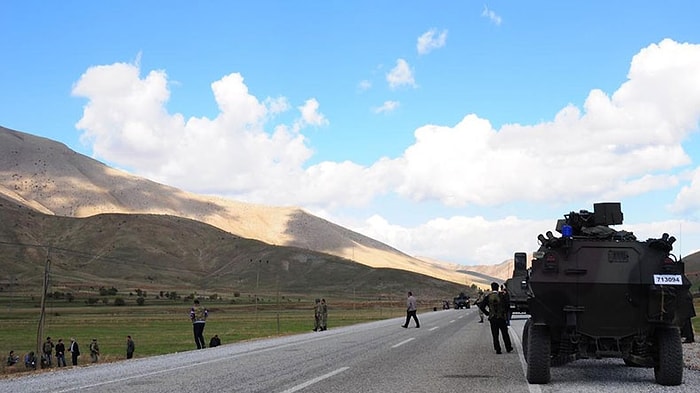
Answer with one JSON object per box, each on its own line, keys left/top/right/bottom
{"left": 653, "top": 274, "right": 683, "bottom": 285}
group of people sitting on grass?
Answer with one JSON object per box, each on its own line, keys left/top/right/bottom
{"left": 5, "top": 350, "right": 37, "bottom": 370}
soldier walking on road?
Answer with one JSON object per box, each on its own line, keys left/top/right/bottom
{"left": 478, "top": 282, "right": 513, "bottom": 354}
{"left": 401, "top": 291, "right": 420, "bottom": 328}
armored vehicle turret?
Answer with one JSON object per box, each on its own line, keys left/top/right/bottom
{"left": 523, "top": 202, "right": 693, "bottom": 386}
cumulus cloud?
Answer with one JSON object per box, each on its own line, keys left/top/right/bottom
{"left": 481, "top": 5, "right": 502, "bottom": 26}
{"left": 417, "top": 28, "right": 448, "bottom": 55}
{"left": 73, "top": 64, "right": 322, "bottom": 200}
{"left": 354, "top": 214, "right": 551, "bottom": 265}
{"left": 386, "top": 59, "right": 417, "bottom": 89}
{"left": 670, "top": 168, "right": 700, "bottom": 216}
{"left": 373, "top": 100, "right": 400, "bottom": 114}
{"left": 72, "top": 39, "right": 700, "bottom": 263}
{"left": 295, "top": 98, "right": 329, "bottom": 129}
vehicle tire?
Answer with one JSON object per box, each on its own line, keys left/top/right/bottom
{"left": 654, "top": 327, "right": 683, "bottom": 386}
{"left": 522, "top": 318, "right": 531, "bottom": 360}
{"left": 526, "top": 324, "right": 551, "bottom": 384}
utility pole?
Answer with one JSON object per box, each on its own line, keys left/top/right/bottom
{"left": 36, "top": 246, "right": 50, "bottom": 359}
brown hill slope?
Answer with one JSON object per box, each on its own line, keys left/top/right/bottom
{"left": 0, "top": 195, "right": 468, "bottom": 299}
{"left": 0, "top": 126, "right": 493, "bottom": 286}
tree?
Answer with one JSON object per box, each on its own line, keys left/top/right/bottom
{"left": 114, "top": 297, "right": 126, "bottom": 306}
{"left": 136, "top": 297, "right": 145, "bottom": 306}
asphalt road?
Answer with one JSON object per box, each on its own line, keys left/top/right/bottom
{"left": 2, "top": 308, "right": 698, "bottom": 392}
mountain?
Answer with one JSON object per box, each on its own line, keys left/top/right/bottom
{"left": 0, "top": 126, "right": 492, "bottom": 288}
{"left": 0, "top": 194, "right": 470, "bottom": 297}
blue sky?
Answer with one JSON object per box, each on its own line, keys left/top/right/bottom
{"left": 2, "top": 1, "right": 700, "bottom": 265}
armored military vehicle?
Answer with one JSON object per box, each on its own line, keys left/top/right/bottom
{"left": 453, "top": 292, "right": 470, "bottom": 309}
{"left": 523, "top": 202, "right": 692, "bottom": 386}
{"left": 504, "top": 252, "right": 529, "bottom": 313}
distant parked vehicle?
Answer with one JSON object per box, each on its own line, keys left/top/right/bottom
{"left": 453, "top": 292, "right": 470, "bottom": 309}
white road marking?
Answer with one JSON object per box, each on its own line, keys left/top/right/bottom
{"left": 449, "top": 320, "right": 456, "bottom": 323}
{"left": 391, "top": 338, "right": 416, "bottom": 348}
{"left": 55, "top": 332, "right": 349, "bottom": 392}
{"left": 280, "top": 367, "right": 350, "bottom": 393}
{"left": 429, "top": 326, "right": 439, "bottom": 331}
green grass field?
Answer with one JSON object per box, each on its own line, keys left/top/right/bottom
{"left": 0, "top": 295, "right": 410, "bottom": 375}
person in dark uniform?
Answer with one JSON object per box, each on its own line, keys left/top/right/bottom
{"left": 478, "top": 282, "right": 513, "bottom": 354}
{"left": 320, "top": 299, "right": 328, "bottom": 331}
{"left": 126, "top": 335, "right": 135, "bottom": 359}
{"left": 55, "top": 339, "right": 67, "bottom": 367}
{"left": 313, "top": 299, "right": 322, "bottom": 331}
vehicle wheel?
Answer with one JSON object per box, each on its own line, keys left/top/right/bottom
{"left": 654, "top": 327, "right": 683, "bottom": 386}
{"left": 522, "top": 318, "right": 531, "bottom": 360}
{"left": 526, "top": 324, "right": 551, "bottom": 384}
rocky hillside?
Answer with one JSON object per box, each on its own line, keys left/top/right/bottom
{"left": 0, "top": 126, "right": 497, "bottom": 287}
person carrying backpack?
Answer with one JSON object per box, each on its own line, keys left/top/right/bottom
{"left": 478, "top": 282, "right": 513, "bottom": 354}
{"left": 41, "top": 336, "right": 54, "bottom": 368}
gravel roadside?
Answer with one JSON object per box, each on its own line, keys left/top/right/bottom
{"left": 683, "top": 341, "right": 700, "bottom": 371}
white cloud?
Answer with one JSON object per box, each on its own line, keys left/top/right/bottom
{"left": 72, "top": 39, "right": 700, "bottom": 263}
{"left": 670, "top": 168, "right": 700, "bottom": 216}
{"left": 417, "top": 28, "right": 448, "bottom": 55}
{"left": 295, "top": 98, "right": 329, "bottom": 129}
{"left": 481, "top": 5, "right": 502, "bottom": 26}
{"left": 73, "top": 64, "right": 315, "bottom": 195}
{"left": 373, "top": 100, "right": 400, "bottom": 114}
{"left": 347, "top": 213, "right": 700, "bottom": 266}
{"left": 353, "top": 214, "right": 551, "bottom": 265}
{"left": 358, "top": 80, "right": 372, "bottom": 91}
{"left": 386, "top": 59, "right": 417, "bottom": 89}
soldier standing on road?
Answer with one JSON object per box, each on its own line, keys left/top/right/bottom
{"left": 401, "top": 291, "right": 420, "bottom": 328}
{"left": 474, "top": 290, "right": 486, "bottom": 323}
{"left": 501, "top": 284, "right": 512, "bottom": 326}
{"left": 313, "top": 298, "right": 322, "bottom": 331}
{"left": 478, "top": 282, "right": 513, "bottom": 354}
{"left": 320, "top": 298, "right": 328, "bottom": 331}
{"left": 189, "top": 299, "right": 208, "bottom": 349}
